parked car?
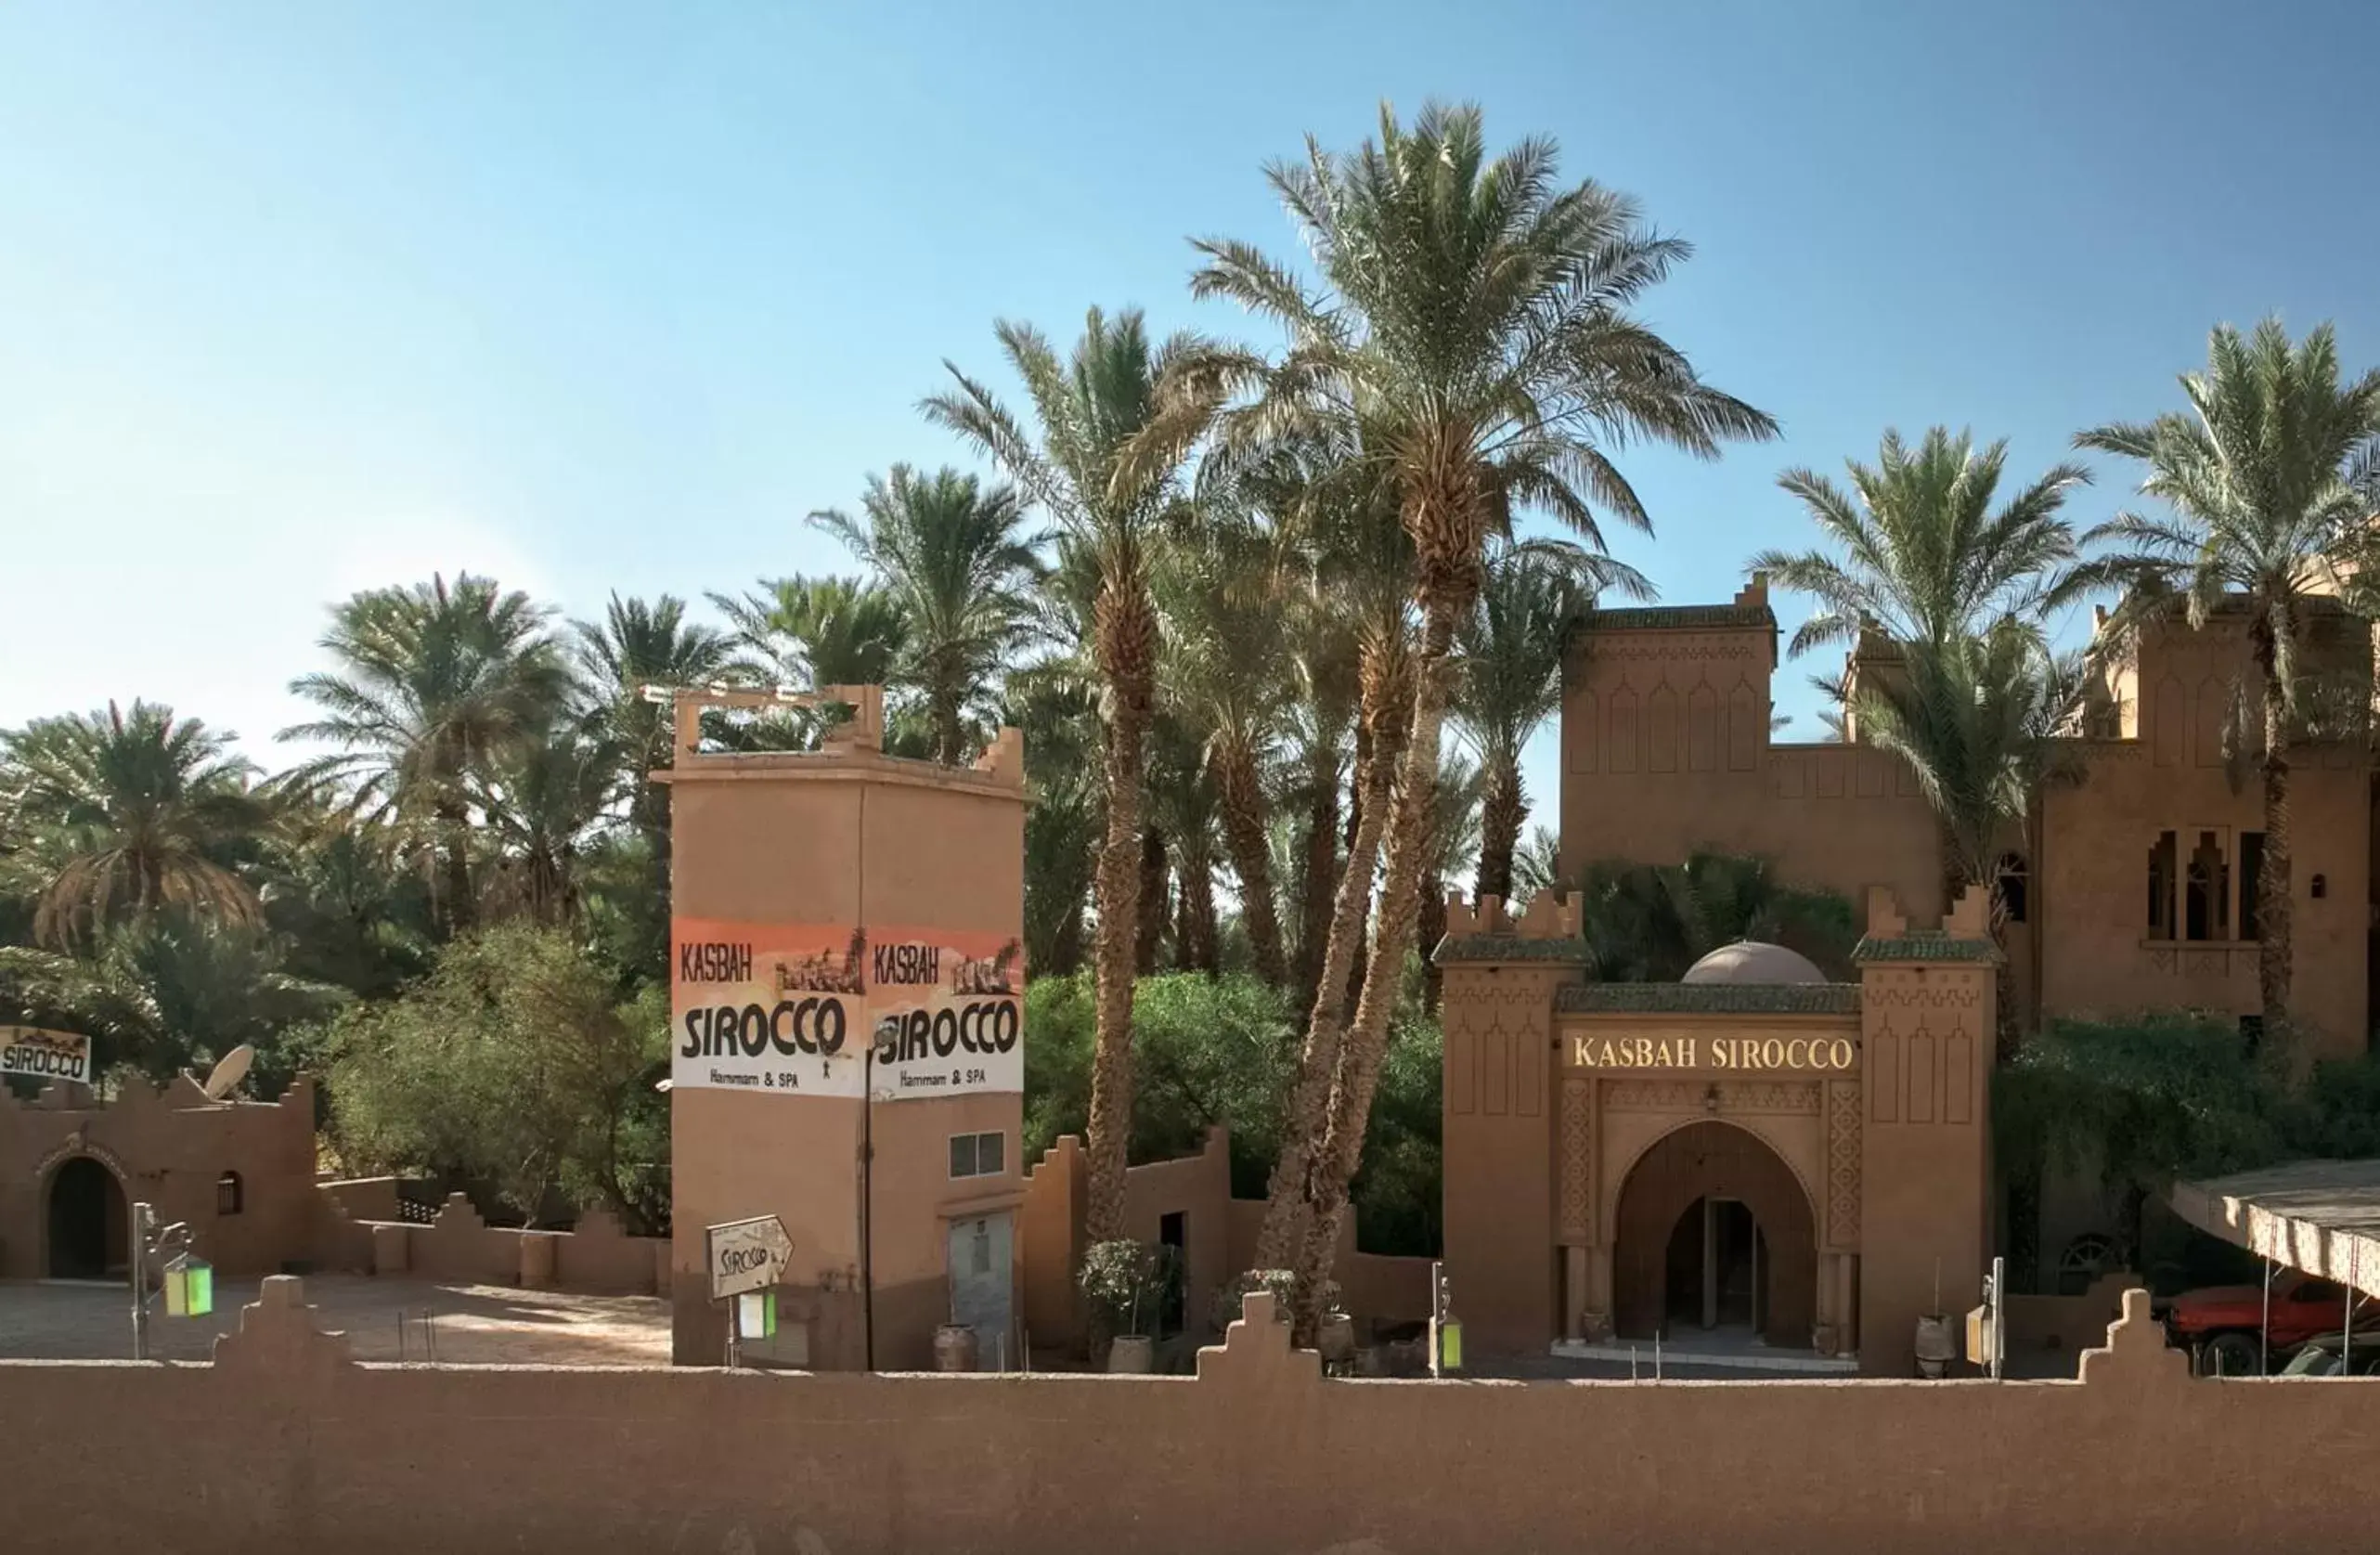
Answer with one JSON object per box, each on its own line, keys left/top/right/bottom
{"left": 2159, "top": 1271, "right": 2380, "bottom": 1376}
{"left": 2276, "top": 1330, "right": 2380, "bottom": 1378}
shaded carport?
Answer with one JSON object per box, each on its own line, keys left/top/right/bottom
{"left": 2167, "top": 1159, "right": 2380, "bottom": 1373}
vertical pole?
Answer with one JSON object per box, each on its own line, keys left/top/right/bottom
{"left": 1989, "top": 1255, "right": 2006, "bottom": 1381}
{"left": 129, "top": 1202, "right": 152, "bottom": 1362}
{"left": 1428, "top": 1260, "right": 1443, "bottom": 1380}
{"left": 2342, "top": 1278, "right": 2353, "bottom": 1377}
{"left": 2259, "top": 1253, "right": 2273, "bottom": 1376}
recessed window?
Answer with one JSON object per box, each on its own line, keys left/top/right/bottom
{"left": 949, "top": 1132, "right": 1005, "bottom": 1180}
{"left": 1995, "top": 852, "right": 2029, "bottom": 926}
{"left": 215, "top": 1171, "right": 243, "bottom": 1216}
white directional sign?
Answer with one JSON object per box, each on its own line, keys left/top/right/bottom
{"left": 705, "top": 1215, "right": 793, "bottom": 1300}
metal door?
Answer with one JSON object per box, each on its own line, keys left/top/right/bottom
{"left": 947, "top": 1212, "right": 1014, "bottom": 1370}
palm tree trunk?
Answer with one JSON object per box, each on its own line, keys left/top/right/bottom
{"left": 437, "top": 797, "right": 476, "bottom": 936}
{"left": 1135, "top": 825, "right": 1169, "bottom": 975}
{"left": 1253, "top": 649, "right": 1400, "bottom": 1273}
{"left": 1290, "top": 590, "right": 1464, "bottom": 1339}
{"left": 1083, "top": 570, "right": 1158, "bottom": 1245}
{"left": 1182, "top": 841, "right": 1220, "bottom": 974}
{"left": 1215, "top": 741, "right": 1287, "bottom": 986}
{"left": 1419, "top": 870, "right": 1447, "bottom": 1017}
{"left": 2255, "top": 634, "right": 2293, "bottom": 1033}
{"left": 1472, "top": 757, "right": 1525, "bottom": 903}
{"left": 1293, "top": 742, "right": 1341, "bottom": 1010}
{"left": 932, "top": 688, "right": 965, "bottom": 767}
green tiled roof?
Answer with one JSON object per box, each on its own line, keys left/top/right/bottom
{"left": 1572, "top": 603, "right": 1774, "bottom": 633}
{"left": 1433, "top": 935, "right": 1593, "bottom": 965}
{"left": 1852, "top": 932, "right": 2000, "bottom": 964}
{"left": 1557, "top": 982, "right": 1863, "bottom": 1016}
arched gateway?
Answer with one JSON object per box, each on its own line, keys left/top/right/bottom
{"left": 45, "top": 1155, "right": 127, "bottom": 1280}
{"left": 1435, "top": 888, "right": 1998, "bottom": 1376}
{"left": 1611, "top": 1121, "right": 1816, "bottom": 1345}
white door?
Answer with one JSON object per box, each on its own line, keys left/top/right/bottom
{"left": 947, "top": 1212, "right": 1014, "bottom": 1370}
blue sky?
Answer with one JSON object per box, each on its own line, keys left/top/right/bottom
{"left": 5, "top": 0, "right": 2377, "bottom": 823}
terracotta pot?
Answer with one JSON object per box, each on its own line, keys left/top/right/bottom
{"left": 933, "top": 1324, "right": 979, "bottom": 1373}
{"left": 1913, "top": 1315, "right": 1956, "bottom": 1379}
{"left": 1106, "top": 1334, "right": 1155, "bottom": 1374}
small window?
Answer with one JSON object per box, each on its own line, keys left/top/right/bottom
{"left": 216, "top": 1171, "right": 243, "bottom": 1216}
{"left": 2184, "top": 829, "right": 2228, "bottom": 941}
{"left": 2147, "top": 831, "right": 2178, "bottom": 938}
{"left": 949, "top": 1132, "right": 1005, "bottom": 1180}
{"left": 2293, "top": 1278, "right": 2342, "bottom": 1305}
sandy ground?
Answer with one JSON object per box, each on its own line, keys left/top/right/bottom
{"left": 0, "top": 1275, "right": 671, "bottom": 1365}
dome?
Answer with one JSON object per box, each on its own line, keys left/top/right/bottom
{"left": 1680, "top": 941, "right": 1827, "bottom": 986}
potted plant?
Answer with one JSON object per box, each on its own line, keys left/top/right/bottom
{"left": 1079, "top": 1239, "right": 1165, "bottom": 1374}
{"left": 1213, "top": 1268, "right": 1299, "bottom": 1332}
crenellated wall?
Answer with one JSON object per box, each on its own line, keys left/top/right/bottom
{"left": 3, "top": 1277, "right": 2372, "bottom": 1555}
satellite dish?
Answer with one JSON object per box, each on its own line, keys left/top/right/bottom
{"left": 200, "top": 1044, "right": 254, "bottom": 1101}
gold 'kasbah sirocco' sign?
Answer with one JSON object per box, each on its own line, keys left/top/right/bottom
{"left": 1568, "top": 1033, "right": 1857, "bottom": 1071}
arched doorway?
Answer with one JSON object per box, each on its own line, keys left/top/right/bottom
{"left": 1613, "top": 1121, "right": 1816, "bottom": 1347}
{"left": 46, "top": 1157, "right": 128, "bottom": 1280}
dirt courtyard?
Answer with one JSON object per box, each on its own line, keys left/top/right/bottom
{"left": 0, "top": 1276, "right": 671, "bottom": 1365}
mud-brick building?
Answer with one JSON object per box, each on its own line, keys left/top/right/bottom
{"left": 1437, "top": 576, "right": 2376, "bottom": 1371}
{"left": 0, "top": 1074, "right": 317, "bottom": 1282}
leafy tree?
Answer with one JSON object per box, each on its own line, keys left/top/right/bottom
{"left": 284, "top": 574, "right": 570, "bottom": 936}
{"left": 2078, "top": 319, "right": 2380, "bottom": 1033}
{"left": 0, "top": 912, "right": 345, "bottom": 1089}
{"left": 324, "top": 924, "right": 667, "bottom": 1229}
{"left": 925, "top": 305, "right": 1212, "bottom": 1243}
{"left": 4, "top": 700, "right": 269, "bottom": 948}
{"left": 1995, "top": 1013, "right": 2287, "bottom": 1264}
{"left": 1189, "top": 102, "right": 1776, "bottom": 1329}
{"left": 1751, "top": 426, "right": 2095, "bottom": 660}
{"left": 254, "top": 806, "right": 436, "bottom": 1000}
{"left": 810, "top": 465, "right": 1044, "bottom": 764}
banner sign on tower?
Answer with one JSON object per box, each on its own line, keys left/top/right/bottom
{"left": 670, "top": 921, "right": 1022, "bottom": 1100}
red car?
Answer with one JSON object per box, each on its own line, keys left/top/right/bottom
{"left": 2161, "top": 1271, "right": 2380, "bottom": 1376}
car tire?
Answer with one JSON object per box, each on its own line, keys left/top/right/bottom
{"left": 2197, "top": 1332, "right": 2261, "bottom": 1378}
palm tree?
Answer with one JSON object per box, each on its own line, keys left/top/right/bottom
{"left": 810, "top": 465, "right": 1044, "bottom": 765}
{"left": 1574, "top": 850, "right": 1857, "bottom": 982}
{"left": 1156, "top": 512, "right": 1296, "bottom": 984}
{"left": 284, "top": 574, "right": 569, "bottom": 935}
{"left": 2078, "top": 318, "right": 2380, "bottom": 1031}
{"left": 709, "top": 575, "right": 907, "bottom": 750}
{"left": 573, "top": 593, "right": 742, "bottom": 941}
{"left": 574, "top": 591, "right": 741, "bottom": 822}
{"left": 5, "top": 700, "right": 270, "bottom": 948}
{"left": 1455, "top": 544, "right": 1592, "bottom": 903}
{"left": 1850, "top": 629, "right": 2087, "bottom": 1050}
{"left": 1418, "top": 748, "right": 1484, "bottom": 1015}
{"left": 473, "top": 729, "right": 622, "bottom": 927}
{"left": 1751, "top": 427, "right": 2095, "bottom": 659}
{"left": 1190, "top": 102, "right": 1777, "bottom": 1327}
{"left": 924, "top": 305, "right": 1211, "bottom": 1244}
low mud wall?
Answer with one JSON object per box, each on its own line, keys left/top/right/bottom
{"left": 3, "top": 1280, "right": 2371, "bottom": 1555}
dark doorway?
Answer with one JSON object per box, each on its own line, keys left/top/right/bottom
{"left": 46, "top": 1157, "right": 128, "bottom": 1280}
{"left": 1613, "top": 1121, "right": 1817, "bottom": 1346}
{"left": 1662, "top": 1197, "right": 1766, "bottom": 1333}
{"left": 1157, "top": 1211, "right": 1187, "bottom": 1336}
